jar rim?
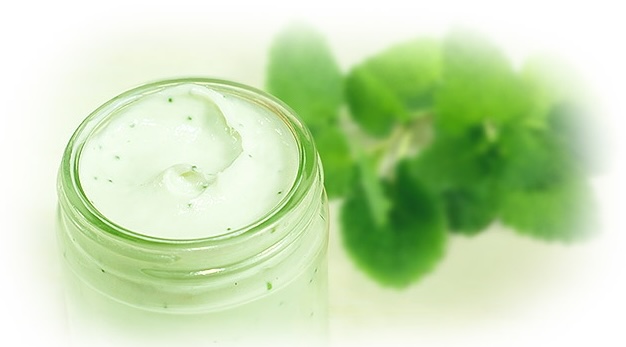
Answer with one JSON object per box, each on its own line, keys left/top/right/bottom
{"left": 58, "top": 77, "right": 319, "bottom": 247}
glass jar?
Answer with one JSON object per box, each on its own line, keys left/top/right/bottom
{"left": 56, "top": 79, "right": 329, "bottom": 347}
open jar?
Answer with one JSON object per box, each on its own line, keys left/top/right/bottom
{"left": 56, "top": 79, "right": 329, "bottom": 347}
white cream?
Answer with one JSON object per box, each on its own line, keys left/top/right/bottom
{"left": 78, "top": 83, "right": 299, "bottom": 239}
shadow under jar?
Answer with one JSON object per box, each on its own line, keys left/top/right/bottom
{"left": 56, "top": 79, "right": 329, "bottom": 347}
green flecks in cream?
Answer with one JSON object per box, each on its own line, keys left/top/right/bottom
{"left": 266, "top": 281, "right": 273, "bottom": 290}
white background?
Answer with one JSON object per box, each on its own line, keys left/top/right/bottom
{"left": 1, "top": 1, "right": 624, "bottom": 346}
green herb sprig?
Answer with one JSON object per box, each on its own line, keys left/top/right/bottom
{"left": 266, "top": 23, "right": 600, "bottom": 287}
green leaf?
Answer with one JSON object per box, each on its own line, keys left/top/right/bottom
{"left": 435, "top": 31, "right": 530, "bottom": 135}
{"left": 266, "top": 23, "right": 343, "bottom": 129}
{"left": 340, "top": 162, "right": 447, "bottom": 287}
{"left": 345, "top": 38, "right": 442, "bottom": 137}
{"left": 496, "top": 121, "right": 597, "bottom": 241}
{"left": 314, "top": 126, "right": 354, "bottom": 198}
{"left": 500, "top": 171, "right": 596, "bottom": 242}
{"left": 409, "top": 130, "right": 502, "bottom": 234}
{"left": 345, "top": 66, "right": 408, "bottom": 136}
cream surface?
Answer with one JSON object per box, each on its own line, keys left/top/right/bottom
{"left": 79, "top": 83, "right": 299, "bottom": 239}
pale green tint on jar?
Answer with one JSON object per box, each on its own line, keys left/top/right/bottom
{"left": 56, "top": 79, "right": 329, "bottom": 347}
